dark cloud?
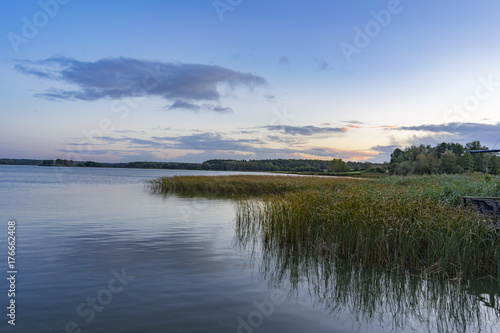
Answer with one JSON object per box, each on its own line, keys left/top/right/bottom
{"left": 99, "top": 136, "right": 123, "bottom": 144}
{"left": 163, "top": 100, "right": 234, "bottom": 113}
{"left": 168, "top": 100, "right": 201, "bottom": 111}
{"left": 264, "top": 125, "right": 348, "bottom": 136}
{"left": 15, "top": 57, "right": 266, "bottom": 108}
{"left": 209, "top": 105, "right": 233, "bottom": 113}
{"left": 126, "top": 138, "right": 164, "bottom": 147}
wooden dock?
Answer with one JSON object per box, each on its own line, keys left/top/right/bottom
{"left": 462, "top": 196, "right": 500, "bottom": 216}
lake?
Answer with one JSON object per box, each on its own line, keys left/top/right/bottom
{"left": 0, "top": 165, "right": 499, "bottom": 332}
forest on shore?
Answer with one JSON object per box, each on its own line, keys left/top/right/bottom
{"left": 388, "top": 141, "right": 500, "bottom": 175}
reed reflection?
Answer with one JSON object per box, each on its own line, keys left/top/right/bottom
{"left": 235, "top": 203, "right": 500, "bottom": 333}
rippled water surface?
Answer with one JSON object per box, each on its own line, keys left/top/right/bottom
{"left": 0, "top": 165, "right": 499, "bottom": 332}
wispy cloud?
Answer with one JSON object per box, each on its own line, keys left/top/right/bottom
{"left": 152, "top": 133, "right": 261, "bottom": 151}
{"left": 315, "top": 59, "right": 330, "bottom": 71}
{"left": 264, "top": 94, "right": 277, "bottom": 103}
{"left": 278, "top": 56, "right": 290, "bottom": 66}
{"left": 63, "top": 129, "right": 378, "bottom": 162}
{"left": 397, "top": 122, "right": 500, "bottom": 135}
{"left": 371, "top": 145, "right": 401, "bottom": 155}
{"left": 341, "top": 120, "right": 365, "bottom": 125}
{"left": 370, "top": 125, "right": 398, "bottom": 129}
{"left": 15, "top": 57, "right": 266, "bottom": 110}
{"left": 386, "top": 122, "right": 500, "bottom": 150}
{"left": 264, "top": 125, "right": 348, "bottom": 136}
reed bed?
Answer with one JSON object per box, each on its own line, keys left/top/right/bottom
{"left": 150, "top": 174, "right": 500, "bottom": 281}
{"left": 149, "top": 174, "right": 360, "bottom": 196}
{"left": 379, "top": 174, "right": 500, "bottom": 207}
{"left": 237, "top": 180, "right": 500, "bottom": 281}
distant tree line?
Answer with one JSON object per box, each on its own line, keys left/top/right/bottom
{"left": 389, "top": 141, "right": 500, "bottom": 175}
{"left": 0, "top": 159, "right": 43, "bottom": 165}
{"left": 201, "top": 159, "right": 333, "bottom": 172}
{"left": 2, "top": 157, "right": 388, "bottom": 173}
{"left": 37, "top": 159, "right": 201, "bottom": 170}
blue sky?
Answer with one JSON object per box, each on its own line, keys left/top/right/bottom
{"left": 2, "top": 0, "right": 500, "bottom": 163}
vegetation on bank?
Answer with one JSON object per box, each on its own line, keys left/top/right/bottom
{"left": 150, "top": 174, "right": 500, "bottom": 281}
{"left": 389, "top": 141, "right": 500, "bottom": 175}
{"left": 2, "top": 158, "right": 385, "bottom": 174}
{"left": 148, "top": 175, "right": 346, "bottom": 196}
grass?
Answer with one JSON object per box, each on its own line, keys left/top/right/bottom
{"left": 150, "top": 173, "right": 500, "bottom": 281}
{"left": 148, "top": 174, "right": 359, "bottom": 196}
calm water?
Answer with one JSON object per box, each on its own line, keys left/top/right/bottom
{"left": 0, "top": 165, "right": 499, "bottom": 332}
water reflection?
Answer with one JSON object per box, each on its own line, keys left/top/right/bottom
{"left": 235, "top": 220, "right": 500, "bottom": 333}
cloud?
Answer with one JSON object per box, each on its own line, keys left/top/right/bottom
{"left": 278, "top": 56, "right": 290, "bottom": 66}
{"left": 394, "top": 122, "right": 500, "bottom": 148}
{"left": 206, "top": 104, "right": 233, "bottom": 113}
{"left": 168, "top": 100, "right": 201, "bottom": 111}
{"left": 126, "top": 138, "right": 164, "bottom": 147}
{"left": 60, "top": 128, "right": 387, "bottom": 163}
{"left": 264, "top": 94, "right": 277, "bottom": 103}
{"left": 62, "top": 142, "right": 101, "bottom": 146}
{"left": 397, "top": 122, "right": 500, "bottom": 135}
{"left": 371, "top": 145, "right": 401, "bottom": 155}
{"left": 56, "top": 149, "right": 110, "bottom": 155}
{"left": 370, "top": 125, "right": 398, "bottom": 129}
{"left": 152, "top": 133, "right": 261, "bottom": 151}
{"left": 15, "top": 57, "right": 266, "bottom": 108}
{"left": 341, "top": 120, "right": 365, "bottom": 125}
{"left": 167, "top": 100, "right": 233, "bottom": 113}
{"left": 264, "top": 125, "right": 348, "bottom": 136}
{"left": 316, "top": 59, "right": 330, "bottom": 71}
{"left": 99, "top": 136, "right": 123, "bottom": 144}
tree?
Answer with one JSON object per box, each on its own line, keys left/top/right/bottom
{"left": 439, "top": 150, "right": 461, "bottom": 174}
{"left": 416, "top": 152, "right": 439, "bottom": 174}
{"left": 388, "top": 141, "right": 494, "bottom": 175}
{"left": 330, "top": 158, "right": 351, "bottom": 172}
{"left": 490, "top": 155, "right": 500, "bottom": 175}
{"left": 466, "top": 141, "right": 490, "bottom": 172}
{"left": 394, "top": 161, "right": 416, "bottom": 175}
{"left": 458, "top": 153, "right": 474, "bottom": 172}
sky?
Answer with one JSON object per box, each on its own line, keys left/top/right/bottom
{"left": 2, "top": 0, "right": 500, "bottom": 163}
